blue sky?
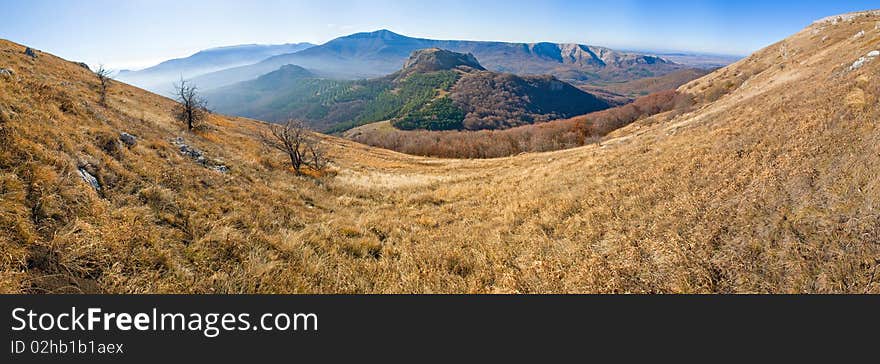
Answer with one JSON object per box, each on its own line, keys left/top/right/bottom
{"left": 3, "top": 0, "right": 880, "bottom": 70}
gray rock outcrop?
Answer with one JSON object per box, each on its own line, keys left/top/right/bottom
{"left": 77, "top": 168, "right": 101, "bottom": 191}
{"left": 120, "top": 132, "right": 137, "bottom": 147}
{"left": 171, "top": 137, "right": 229, "bottom": 173}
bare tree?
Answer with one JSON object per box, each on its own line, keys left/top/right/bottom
{"left": 172, "top": 78, "right": 209, "bottom": 131}
{"left": 306, "top": 137, "right": 328, "bottom": 171}
{"left": 95, "top": 65, "right": 112, "bottom": 106}
{"left": 260, "top": 119, "right": 328, "bottom": 175}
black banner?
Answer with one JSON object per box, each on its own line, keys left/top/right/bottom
{"left": 2, "top": 295, "right": 878, "bottom": 362}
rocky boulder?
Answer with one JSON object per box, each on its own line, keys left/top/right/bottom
{"left": 119, "top": 132, "right": 137, "bottom": 147}
{"left": 77, "top": 168, "right": 101, "bottom": 191}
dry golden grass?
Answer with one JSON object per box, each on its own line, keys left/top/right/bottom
{"left": 1, "top": 11, "right": 880, "bottom": 293}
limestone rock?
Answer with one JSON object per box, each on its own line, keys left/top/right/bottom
{"left": 120, "top": 132, "right": 137, "bottom": 147}
{"left": 77, "top": 168, "right": 101, "bottom": 191}
{"left": 851, "top": 57, "right": 868, "bottom": 70}
{"left": 171, "top": 137, "right": 228, "bottom": 173}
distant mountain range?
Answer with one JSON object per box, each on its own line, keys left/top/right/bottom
{"left": 190, "top": 29, "right": 686, "bottom": 91}
{"left": 114, "top": 29, "right": 734, "bottom": 126}
{"left": 115, "top": 42, "right": 314, "bottom": 94}
{"left": 206, "top": 48, "right": 611, "bottom": 132}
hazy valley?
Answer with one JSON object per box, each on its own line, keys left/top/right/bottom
{"left": 116, "top": 42, "right": 315, "bottom": 95}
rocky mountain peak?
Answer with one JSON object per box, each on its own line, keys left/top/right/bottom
{"left": 401, "top": 48, "right": 485, "bottom": 74}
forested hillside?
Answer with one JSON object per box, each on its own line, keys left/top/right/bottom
{"left": 347, "top": 90, "right": 684, "bottom": 158}
{"left": 207, "top": 49, "right": 611, "bottom": 132}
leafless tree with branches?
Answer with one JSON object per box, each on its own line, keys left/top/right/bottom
{"left": 260, "top": 119, "right": 328, "bottom": 175}
{"left": 95, "top": 65, "right": 112, "bottom": 106}
{"left": 172, "top": 78, "right": 209, "bottom": 131}
{"left": 306, "top": 137, "right": 327, "bottom": 171}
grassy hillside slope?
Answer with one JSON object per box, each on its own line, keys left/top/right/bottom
{"left": 1, "top": 11, "right": 879, "bottom": 293}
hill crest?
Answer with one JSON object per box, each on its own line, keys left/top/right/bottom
{"left": 400, "top": 48, "right": 485, "bottom": 75}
